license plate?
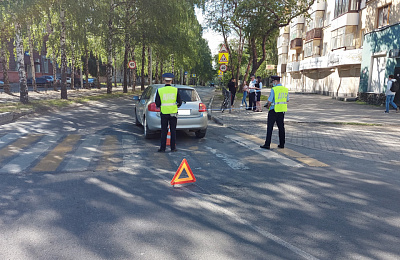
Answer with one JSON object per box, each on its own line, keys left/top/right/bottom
{"left": 178, "top": 109, "right": 191, "bottom": 115}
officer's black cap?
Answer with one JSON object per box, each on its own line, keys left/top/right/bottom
{"left": 270, "top": 75, "right": 281, "bottom": 81}
{"left": 162, "top": 73, "right": 175, "bottom": 81}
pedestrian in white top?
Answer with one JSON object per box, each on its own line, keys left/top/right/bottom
{"left": 385, "top": 75, "right": 399, "bottom": 113}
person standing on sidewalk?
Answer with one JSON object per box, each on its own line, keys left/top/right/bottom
{"left": 248, "top": 75, "right": 256, "bottom": 110}
{"left": 155, "top": 73, "right": 182, "bottom": 152}
{"left": 255, "top": 76, "right": 263, "bottom": 112}
{"left": 228, "top": 78, "right": 236, "bottom": 106}
{"left": 385, "top": 75, "right": 399, "bottom": 113}
{"left": 241, "top": 81, "right": 249, "bottom": 108}
{"left": 260, "top": 75, "right": 289, "bottom": 149}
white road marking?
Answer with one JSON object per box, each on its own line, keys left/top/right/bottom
{"left": 0, "top": 135, "right": 63, "bottom": 174}
{"left": 205, "top": 146, "right": 249, "bottom": 170}
{"left": 152, "top": 166, "right": 319, "bottom": 260}
{"left": 226, "top": 135, "right": 303, "bottom": 168}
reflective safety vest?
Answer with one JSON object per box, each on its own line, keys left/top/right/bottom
{"left": 273, "top": 85, "right": 288, "bottom": 112}
{"left": 158, "top": 86, "right": 178, "bottom": 114}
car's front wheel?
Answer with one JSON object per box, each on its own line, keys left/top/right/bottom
{"left": 195, "top": 129, "right": 207, "bottom": 138}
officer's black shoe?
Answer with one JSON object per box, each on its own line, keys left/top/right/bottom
{"left": 171, "top": 149, "right": 178, "bottom": 152}
{"left": 260, "top": 145, "right": 270, "bottom": 149}
{"left": 278, "top": 145, "right": 284, "bottom": 149}
{"left": 157, "top": 149, "right": 165, "bottom": 152}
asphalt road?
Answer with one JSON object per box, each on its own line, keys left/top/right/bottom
{"left": 0, "top": 87, "right": 399, "bottom": 259}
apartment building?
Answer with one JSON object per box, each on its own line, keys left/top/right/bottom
{"left": 359, "top": 0, "right": 400, "bottom": 94}
{"left": 278, "top": 0, "right": 363, "bottom": 98}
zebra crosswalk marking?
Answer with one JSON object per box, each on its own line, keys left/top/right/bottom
{"left": 0, "top": 135, "right": 63, "bottom": 174}
{"left": 0, "top": 134, "right": 42, "bottom": 164}
{"left": 32, "top": 134, "right": 81, "bottom": 172}
{"left": 96, "top": 135, "right": 121, "bottom": 172}
{"left": 0, "top": 133, "right": 24, "bottom": 149}
{"left": 62, "top": 135, "right": 103, "bottom": 172}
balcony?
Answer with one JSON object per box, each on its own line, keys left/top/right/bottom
{"left": 278, "top": 46, "right": 289, "bottom": 55}
{"left": 305, "top": 28, "right": 323, "bottom": 41}
{"left": 290, "top": 38, "right": 303, "bottom": 50}
{"left": 287, "top": 61, "right": 300, "bottom": 72}
{"left": 331, "top": 12, "right": 359, "bottom": 31}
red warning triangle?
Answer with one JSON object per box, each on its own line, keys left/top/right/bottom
{"left": 219, "top": 54, "right": 228, "bottom": 63}
{"left": 171, "top": 158, "right": 196, "bottom": 185}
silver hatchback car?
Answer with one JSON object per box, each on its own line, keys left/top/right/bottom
{"left": 134, "top": 84, "right": 208, "bottom": 139}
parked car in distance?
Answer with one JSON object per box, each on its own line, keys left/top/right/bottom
{"left": 82, "top": 78, "right": 97, "bottom": 87}
{"left": 134, "top": 84, "right": 208, "bottom": 139}
{"left": 57, "top": 76, "right": 71, "bottom": 86}
{"left": 27, "top": 76, "right": 48, "bottom": 85}
{"left": 0, "top": 80, "right": 4, "bottom": 88}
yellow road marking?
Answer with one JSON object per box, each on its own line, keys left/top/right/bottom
{"left": 0, "top": 134, "right": 42, "bottom": 163}
{"left": 32, "top": 135, "right": 81, "bottom": 172}
{"left": 96, "top": 135, "right": 122, "bottom": 172}
{"left": 237, "top": 133, "right": 329, "bottom": 167}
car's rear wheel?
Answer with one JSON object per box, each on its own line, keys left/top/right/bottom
{"left": 195, "top": 129, "right": 207, "bottom": 138}
{"left": 144, "top": 117, "right": 157, "bottom": 139}
{"left": 135, "top": 108, "right": 141, "bottom": 126}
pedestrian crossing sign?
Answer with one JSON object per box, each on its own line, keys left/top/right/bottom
{"left": 218, "top": 53, "right": 229, "bottom": 64}
{"left": 171, "top": 158, "right": 196, "bottom": 185}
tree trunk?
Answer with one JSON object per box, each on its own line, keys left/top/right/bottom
{"left": 80, "top": 67, "right": 83, "bottom": 90}
{"left": 123, "top": 36, "right": 129, "bottom": 93}
{"left": 27, "top": 22, "right": 37, "bottom": 92}
{"left": 141, "top": 40, "right": 145, "bottom": 91}
{"left": 96, "top": 55, "right": 101, "bottom": 89}
{"left": 15, "top": 22, "right": 28, "bottom": 104}
{"left": 106, "top": 0, "right": 114, "bottom": 94}
{"left": 148, "top": 46, "right": 152, "bottom": 86}
{"left": 85, "top": 45, "right": 90, "bottom": 89}
{"left": 0, "top": 47, "right": 11, "bottom": 94}
{"left": 155, "top": 57, "right": 159, "bottom": 84}
{"left": 159, "top": 61, "right": 163, "bottom": 84}
{"left": 114, "top": 57, "right": 117, "bottom": 89}
{"left": 52, "top": 56, "right": 57, "bottom": 91}
{"left": 131, "top": 46, "right": 136, "bottom": 92}
{"left": 60, "top": 6, "right": 68, "bottom": 99}
{"left": 71, "top": 45, "right": 75, "bottom": 89}
{"left": 171, "top": 55, "right": 174, "bottom": 81}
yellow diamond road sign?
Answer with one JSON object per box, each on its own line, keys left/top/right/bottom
{"left": 218, "top": 70, "right": 223, "bottom": 76}
{"left": 218, "top": 53, "right": 229, "bottom": 64}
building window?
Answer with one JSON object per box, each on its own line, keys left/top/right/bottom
{"left": 304, "top": 42, "right": 313, "bottom": 57}
{"left": 334, "top": 0, "right": 359, "bottom": 18}
{"left": 377, "top": 5, "right": 390, "bottom": 28}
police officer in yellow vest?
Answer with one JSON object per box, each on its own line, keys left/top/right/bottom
{"left": 260, "top": 75, "right": 289, "bottom": 149}
{"left": 155, "top": 73, "right": 182, "bottom": 152}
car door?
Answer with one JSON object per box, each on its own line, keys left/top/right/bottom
{"left": 137, "top": 86, "right": 153, "bottom": 124}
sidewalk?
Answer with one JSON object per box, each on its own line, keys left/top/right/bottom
{"left": 209, "top": 89, "right": 400, "bottom": 164}
{"left": 0, "top": 86, "right": 132, "bottom": 124}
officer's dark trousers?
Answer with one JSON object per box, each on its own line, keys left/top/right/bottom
{"left": 264, "top": 109, "right": 285, "bottom": 147}
{"left": 160, "top": 113, "right": 177, "bottom": 150}
{"left": 249, "top": 92, "right": 256, "bottom": 110}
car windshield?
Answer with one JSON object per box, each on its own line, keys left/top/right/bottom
{"left": 178, "top": 89, "right": 199, "bottom": 102}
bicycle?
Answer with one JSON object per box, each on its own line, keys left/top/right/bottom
{"left": 220, "top": 88, "right": 231, "bottom": 112}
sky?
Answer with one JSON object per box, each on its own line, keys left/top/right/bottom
{"left": 195, "top": 7, "right": 224, "bottom": 56}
